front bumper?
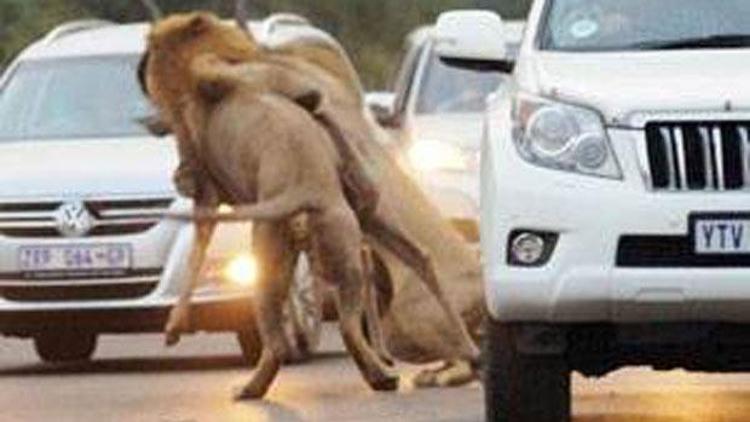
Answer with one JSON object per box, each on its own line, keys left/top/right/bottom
{"left": 482, "top": 125, "right": 750, "bottom": 323}
{"left": 0, "top": 295, "right": 254, "bottom": 336}
{"left": 0, "top": 219, "right": 256, "bottom": 336}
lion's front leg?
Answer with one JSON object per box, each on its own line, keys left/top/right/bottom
{"left": 165, "top": 180, "right": 220, "bottom": 346}
{"left": 165, "top": 218, "right": 216, "bottom": 346}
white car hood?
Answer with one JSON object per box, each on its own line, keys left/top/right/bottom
{"left": 0, "top": 137, "right": 178, "bottom": 199}
{"left": 408, "top": 113, "right": 484, "bottom": 150}
{"left": 528, "top": 50, "right": 750, "bottom": 127}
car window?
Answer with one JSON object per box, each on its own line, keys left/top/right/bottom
{"left": 392, "top": 41, "right": 426, "bottom": 117}
{"left": 0, "top": 55, "right": 154, "bottom": 141}
{"left": 542, "top": 0, "right": 750, "bottom": 51}
{"left": 414, "top": 49, "right": 507, "bottom": 115}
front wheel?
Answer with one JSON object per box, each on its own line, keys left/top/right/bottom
{"left": 34, "top": 331, "right": 97, "bottom": 363}
{"left": 484, "top": 321, "right": 571, "bottom": 422}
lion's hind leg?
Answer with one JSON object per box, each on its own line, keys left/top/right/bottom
{"left": 365, "top": 215, "right": 480, "bottom": 364}
{"left": 234, "top": 221, "right": 296, "bottom": 400}
{"left": 316, "top": 206, "right": 399, "bottom": 392}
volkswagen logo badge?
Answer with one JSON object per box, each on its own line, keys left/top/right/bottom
{"left": 54, "top": 201, "right": 94, "bottom": 238}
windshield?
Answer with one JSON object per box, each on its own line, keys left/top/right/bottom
{"left": 541, "top": 0, "right": 750, "bottom": 52}
{"left": 0, "top": 55, "right": 154, "bottom": 141}
{"left": 415, "top": 49, "right": 508, "bottom": 115}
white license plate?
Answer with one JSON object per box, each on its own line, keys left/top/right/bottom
{"left": 693, "top": 218, "right": 750, "bottom": 254}
{"left": 18, "top": 244, "right": 132, "bottom": 272}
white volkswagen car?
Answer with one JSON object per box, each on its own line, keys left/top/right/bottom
{"left": 367, "top": 14, "right": 524, "bottom": 243}
{"left": 479, "top": 1, "right": 750, "bottom": 420}
{"left": 0, "top": 16, "right": 324, "bottom": 364}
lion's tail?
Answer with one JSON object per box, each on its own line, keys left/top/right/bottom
{"left": 166, "top": 189, "right": 316, "bottom": 223}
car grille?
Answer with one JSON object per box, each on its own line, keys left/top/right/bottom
{"left": 617, "top": 235, "right": 750, "bottom": 268}
{"left": 0, "top": 268, "right": 162, "bottom": 302}
{"left": 0, "top": 197, "right": 174, "bottom": 238}
{"left": 645, "top": 121, "right": 750, "bottom": 191}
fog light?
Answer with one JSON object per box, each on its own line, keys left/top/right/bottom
{"left": 224, "top": 254, "right": 258, "bottom": 287}
{"left": 510, "top": 233, "right": 546, "bottom": 265}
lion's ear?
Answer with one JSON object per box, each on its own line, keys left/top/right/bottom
{"left": 137, "top": 51, "right": 150, "bottom": 96}
{"left": 294, "top": 90, "right": 324, "bottom": 115}
{"left": 186, "top": 13, "right": 211, "bottom": 37}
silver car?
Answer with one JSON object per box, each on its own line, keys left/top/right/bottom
{"left": 0, "top": 16, "right": 325, "bottom": 364}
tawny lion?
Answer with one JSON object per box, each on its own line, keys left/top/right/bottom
{"left": 142, "top": 12, "right": 481, "bottom": 398}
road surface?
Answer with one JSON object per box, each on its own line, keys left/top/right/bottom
{"left": 3, "top": 324, "right": 750, "bottom": 421}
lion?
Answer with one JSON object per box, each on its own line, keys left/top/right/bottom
{"left": 141, "top": 12, "right": 483, "bottom": 390}
{"left": 146, "top": 40, "right": 403, "bottom": 399}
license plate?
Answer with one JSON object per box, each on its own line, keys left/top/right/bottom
{"left": 693, "top": 217, "right": 750, "bottom": 254}
{"left": 18, "top": 244, "right": 132, "bottom": 272}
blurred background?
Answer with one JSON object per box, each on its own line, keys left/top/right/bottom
{"left": 0, "top": 0, "right": 531, "bottom": 88}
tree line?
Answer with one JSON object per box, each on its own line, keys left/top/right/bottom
{"left": 0, "top": 0, "right": 531, "bottom": 88}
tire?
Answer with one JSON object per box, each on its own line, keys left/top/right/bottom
{"left": 237, "top": 324, "right": 262, "bottom": 366}
{"left": 283, "top": 253, "right": 323, "bottom": 363}
{"left": 34, "top": 332, "right": 97, "bottom": 364}
{"left": 484, "top": 321, "right": 571, "bottom": 422}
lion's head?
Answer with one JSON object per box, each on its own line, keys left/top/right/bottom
{"left": 142, "top": 12, "right": 260, "bottom": 115}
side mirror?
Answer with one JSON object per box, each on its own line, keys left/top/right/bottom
{"left": 365, "top": 91, "right": 397, "bottom": 127}
{"left": 433, "top": 10, "right": 511, "bottom": 66}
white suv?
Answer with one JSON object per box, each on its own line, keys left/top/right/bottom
{"left": 0, "top": 17, "right": 323, "bottom": 364}
{"left": 479, "top": 1, "right": 750, "bottom": 420}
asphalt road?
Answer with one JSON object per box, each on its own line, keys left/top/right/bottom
{"left": 3, "top": 324, "right": 750, "bottom": 422}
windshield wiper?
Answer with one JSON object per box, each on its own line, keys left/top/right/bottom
{"left": 630, "top": 34, "right": 750, "bottom": 50}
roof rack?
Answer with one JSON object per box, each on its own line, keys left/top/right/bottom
{"left": 42, "top": 19, "right": 114, "bottom": 45}
{"left": 262, "top": 13, "right": 310, "bottom": 37}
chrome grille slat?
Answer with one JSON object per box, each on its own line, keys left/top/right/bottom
{"left": 0, "top": 211, "right": 55, "bottom": 221}
{"left": 95, "top": 217, "right": 161, "bottom": 226}
{"left": 0, "top": 221, "right": 57, "bottom": 229}
{"left": 659, "top": 127, "right": 678, "bottom": 190}
{"left": 739, "top": 126, "right": 750, "bottom": 188}
{"left": 698, "top": 126, "right": 716, "bottom": 190}
{"left": 0, "top": 197, "right": 174, "bottom": 238}
{"left": 98, "top": 209, "right": 166, "bottom": 219}
{"left": 646, "top": 121, "right": 750, "bottom": 192}
{"left": 712, "top": 126, "right": 725, "bottom": 190}
{"left": 673, "top": 127, "right": 688, "bottom": 190}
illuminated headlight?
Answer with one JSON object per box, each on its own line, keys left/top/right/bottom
{"left": 223, "top": 254, "right": 258, "bottom": 286}
{"left": 202, "top": 253, "right": 259, "bottom": 288}
{"left": 512, "top": 92, "right": 622, "bottom": 179}
{"left": 408, "top": 139, "right": 470, "bottom": 172}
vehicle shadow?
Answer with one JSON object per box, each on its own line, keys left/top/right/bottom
{"left": 0, "top": 350, "right": 347, "bottom": 377}
{"left": 576, "top": 416, "right": 684, "bottom": 422}
{"left": 575, "top": 417, "right": 750, "bottom": 422}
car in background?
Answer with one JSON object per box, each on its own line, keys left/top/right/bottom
{"left": 0, "top": 15, "right": 325, "bottom": 364}
{"left": 367, "top": 13, "right": 524, "bottom": 243}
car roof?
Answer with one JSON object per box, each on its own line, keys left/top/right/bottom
{"left": 18, "top": 16, "right": 333, "bottom": 61}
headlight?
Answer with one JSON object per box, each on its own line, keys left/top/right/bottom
{"left": 201, "top": 253, "right": 259, "bottom": 289}
{"left": 223, "top": 254, "right": 258, "bottom": 286}
{"left": 408, "top": 139, "right": 471, "bottom": 172}
{"left": 512, "top": 92, "right": 622, "bottom": 179}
